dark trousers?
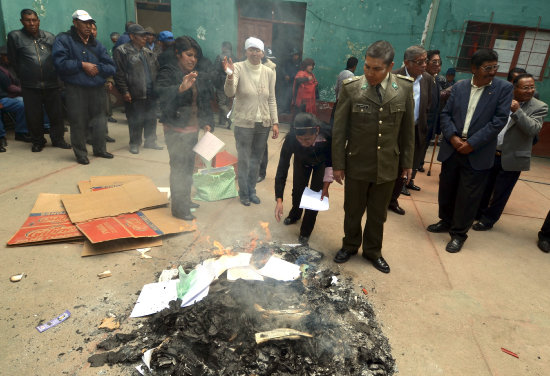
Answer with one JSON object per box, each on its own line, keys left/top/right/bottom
{"left": 390, "top": 169, "right": 407, "bottom": 205}
{"left": 343, "top": 177, "right": 395, "bottom": 260}
{"left": 21, "top": 87, "right": 65, "bottom": 145}
{"left": 65, "top": 84, "right": 106, "bottom": 159}
{"left": 477, "top": 155, "right": 521, "bottom": 226}
{"left": 438, "top": 153, "right": 490, "bottom": 239}
{"left": 258, "top": 144, "right": 268, "bottom": 179}
{"left": 165, "top": 129, "right": 198, "bottom": 218}
{"left": 234, "top": 124, "right": 270, "bottom": 199}
{"left": 124, "top": 98, "right": 157, "bottom": 147}
{"left": 390, "top": 124, "right": 422, "bottom": 204}
{"left": 288, "top": 160, "right": 325, "bottom": 238}
{"left": 539, "top": 210, "right": 550, "bottom": 241}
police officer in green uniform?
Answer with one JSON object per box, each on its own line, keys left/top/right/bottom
{"left": 332, "top": 40, "right": 415, "bottom": 273}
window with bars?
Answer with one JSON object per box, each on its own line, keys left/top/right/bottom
{"left": 454, "top": 21, "right": 550, "bottom": 80}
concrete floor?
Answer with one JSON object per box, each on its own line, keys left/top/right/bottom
{"left": 1, "top": 109, "right": 550, "bottom": 375}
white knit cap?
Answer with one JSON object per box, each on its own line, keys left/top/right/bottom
{"left": 244, "top": 37, "right": 264, "bottom": 52}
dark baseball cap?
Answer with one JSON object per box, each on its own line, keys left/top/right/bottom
{"left": 128, "top": 24, "right": 147, "bottom": 35}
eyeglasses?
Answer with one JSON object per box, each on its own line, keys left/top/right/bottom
{"left": 518, "top": 85, "right": 535, "bottom": 91}
{"left": 410, "top": 59, "right": 428, "bottom": 66}
{"left": 480, "top": 64, "right": 500, "bottom": 72}
{"left": 428, "top": 59, "right": 441, "bottom": 65}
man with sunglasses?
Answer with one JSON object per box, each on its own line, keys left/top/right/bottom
{"left": 388, "top": 45, "right": 436, "bottom": 215}
{"left": 427, "top": 49, "right": 513, "bottom": 253}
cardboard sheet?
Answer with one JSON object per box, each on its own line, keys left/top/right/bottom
{"left": 61, "top": 178, "right": 168, "bottom": 223}
{"left": 78, "top": 180, "right": 92, "bottom": 193}
{"left": 7, "top": 193, "right": 84, "bottom": 246}
{"left": 76, "top": 207, "right": 196, "bottom": 243}
{"left": 81, "top": 237, "right": 162, "bottom": 257}
{"left": 89, "top": 175, "right": 148, "bottom": 191}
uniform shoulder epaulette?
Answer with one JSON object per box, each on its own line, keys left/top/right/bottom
{"left": 343, "top": 76, "right": 361, "bottom": 85}
{"left": 395, "top": 74, "right": 414, "bottom": 82}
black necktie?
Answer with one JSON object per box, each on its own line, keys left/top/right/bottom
{"left": 375, "top": 84, "right": 383, "bottom": 103}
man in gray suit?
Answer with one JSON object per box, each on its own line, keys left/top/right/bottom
{"left": 474, "top": 73, "right": 548, "bottom": 230}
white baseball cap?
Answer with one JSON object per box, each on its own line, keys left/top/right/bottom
{"left": 72, "top": 10, "right": 94, "bottom": 22}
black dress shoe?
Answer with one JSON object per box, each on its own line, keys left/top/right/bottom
{"left": 388, "top": 202, "right": 405, "bottom": 215}
{"left": 105, "top": 135, "right": 116, "bottom": 142}
{"left": 538, "top": 239, "right": 550, "bottom": 253}
{"left": 52, "top": 141, "right": 72, "bottom": 149}
{"left": 472, "top": 221, "right": 493, "bottom": 231}
{"left": 333, "top": 248, "right": 357, "bottom": 263}
{"left": 240, "top": 197, "right": 250, "bottom": 206}
{"left": 250, "top": 195, "right": 261, "bottom": 204}
{"left": 107, "top": 117, "right": 118, "bottom": 123}
{"left": 401, "top": 185, "right": 411, "bottom": 196}
{"left": 0, "top": 137, "right": 7, "bottom": 147}
{"left": 418, "top": 167, "right": 425, "bottom": 173}
{"left": 143, "top": 142, "right": 163, "bottom": 150}
{"left": 0, "top": 145, "right": 5, "bottom": 152}
{"left": 427, "top": 220, "right": 450, "bottom": 233}
{"left": 93, "top": 151, "right": 114, "bottom": 159}
{"left": 446, "top": 237, "right": 465, "bottom": 253}
{"left": 298, "top": 235, "right": 309, "bottom": 246}
{"left": 129, "top": 145, "right": 139, "bottom": 154}
{"left": 284, "top": 216, "right": 299, "bottom": 225}
{"left": 76, "top": 156, "right": 90, "bottom": 165}
{"left": 406, "top": 180, "right": 421, "bottom": 191}
{"left": 31, "top": 143, "right": 44, "bottom": 152}
{"left": 15, "top": 133, "right": 32, "bottom": 142}
{"left": 371, "top": 257, "right": 390, "bottom": 273}
{"left": 188, "top": 202, "right": 200, "bottom": 209}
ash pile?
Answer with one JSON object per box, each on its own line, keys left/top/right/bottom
{"left": 88, "top": 244, "right": 396, "bottom": 375}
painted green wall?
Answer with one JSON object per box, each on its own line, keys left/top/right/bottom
{"left": 0, "top": 0, "right": 128, "bottom": 53}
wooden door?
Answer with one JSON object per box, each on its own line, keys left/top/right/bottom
{"left": 238, "top": 19, "right": 273, "bottom": 59}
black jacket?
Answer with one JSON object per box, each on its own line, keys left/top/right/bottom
{"left": 155, "top": 57, "right": 214, "bottom": 130}
{"left": 275, "top": 125, "right": 332, "bottom": 199}
{"left": 113, "top": 42, "right": 159, "bottom": 100}
{"left": 7, "top": 28, "right": 60, "bottom": 89}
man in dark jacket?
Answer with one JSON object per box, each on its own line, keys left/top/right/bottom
{"left": 52, "top": 9, "right": 116, "bottom": 165}
{"left": 114, "top": 24, "right": 160, "bottom": 154}
{"left": 7, "top": 8, "right": 71, "bottom": 152}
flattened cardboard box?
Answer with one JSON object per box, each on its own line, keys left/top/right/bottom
{"left": 7, "top": 193, "right": 84, "bottom": 246}
{"left": 82, "top": 237, "right": 163, "bottom": 257}
{"left": 62, "top": 178, "right": 168, "bottom": 224}
{"left": 76, "top": 207, "right": 197, "bottom": 244}
{"left": 89, "top": 175, "right": 148, "bottom": 191}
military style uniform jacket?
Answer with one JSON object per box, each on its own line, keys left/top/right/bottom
{"left": 332, "top": 73, "right": 415, "bottom": 184}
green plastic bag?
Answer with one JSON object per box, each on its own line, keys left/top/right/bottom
{"left": 193, "top": 165, "right": 238, "bottom": 202}
{"left": 176, "top": 266, "right": 197, "bottom": 299}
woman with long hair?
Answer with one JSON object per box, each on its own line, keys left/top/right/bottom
{"left": 292, "top": 58, "right": 318, "bottom": 116}
{"left": 223, "top": 37, "right": 279, "bottom": 206}
{"left": 155, "top": 36, "right": 213, "bottom": 220}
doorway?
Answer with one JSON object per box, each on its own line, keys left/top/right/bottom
{"left": 135, "top": 1, "right": 172, "bottom": 33}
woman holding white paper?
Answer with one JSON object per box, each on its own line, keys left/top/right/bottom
{"left": 156, "top": 36, "right": 213, "bottom": 221}
{"left": 223, "top": 37, "right": 279, "bottom": 206}
{"left": 274, "top": 113, "right": 333, "bottom": 245}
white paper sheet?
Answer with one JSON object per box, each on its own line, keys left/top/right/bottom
{"left": 202, "top": 253, "right": 252, "bottom": 278}
{"left": 130, "top": 280, "right": 178, "bottom": 318}
{"left": 258, "top": 256, "right": 301, "bottom": 281}
{"left": 299, "top": 187, "right": 329, "bottom": 211}
{"left": 192, "top": 131, "right": 225, "bottom": 161}
{"left": 158, "top": 268, "right": 179, "bottom": 282}
{"left": 158, "top": 187, "right": 171, "bottom": 199}
{"left": 227, "top": 266, "right": 265, "bottom": 281}
{"left": 179, "top": 264, "right": 216, "bottom": 307}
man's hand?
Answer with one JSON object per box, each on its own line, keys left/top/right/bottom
{"left": 222, "top": 56, "right": 234, "bottom": 78}
{"left": 457, "top": 141, "right": 473, "bottom": 154}
{"left": 334, "top": 170, "right": 345, "bottom": 185}
{"left": 450, "top": 135, "right": 464, "bottom": 150}
{"left": 272, "top": 124, "right": 279, "bottom": 139}
{"left": 402, "top": 168, "right": 413, "bottom": 184}
{"left": 321, "top": 182, "right": 331, "bottom": 200}
{"left": 510, "top": 99, "right": 520, "bottom": 113}
{"left": 106, "top": 81, "right": 113, "bottom": 91}
{"left": 179, "top": 71, "right": 197, "bottom": 93}
{"left": 123, "top": 93, "right": 132, "bottom": 103}
{"left": 275, "top": 199, "right": 284, "bottom": 222}
{"left": 82, "top": 62, "right": 98, "bottom": 77}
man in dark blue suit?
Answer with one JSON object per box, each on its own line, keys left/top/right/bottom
{"left": 426, "top": 49, "right": 513, "bottom": 253}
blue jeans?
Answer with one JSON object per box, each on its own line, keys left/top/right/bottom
{"left": 234, "top": 124, "right": 270, "bottom": 199}
{"left": 0, "top": 97, "right": 29, "bottom": 136}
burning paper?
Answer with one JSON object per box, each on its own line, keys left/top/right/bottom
{"left": 258, "top": 256, "right": 301, "bottom": 281}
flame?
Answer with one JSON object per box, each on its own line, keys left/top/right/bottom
{"left": 245, "top": 233, "right": 258, "bottom": 253}
{"left": 259, "top": 221, "right": 271, "bottom": 241}
{"left": 213, "top": 240, "right": 234, "bottom": 256}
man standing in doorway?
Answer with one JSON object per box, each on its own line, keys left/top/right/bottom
{"left": 332, "top": 40, "right": 415, "bottom": 273}
{"left": 114, "top": 24, "right": 160, "bottom": 154}
{"left": 8, "top": 8, "right": 71, "bottom": 152}
{"left": 427, "top": 49, "right": 513, "bottom": 253}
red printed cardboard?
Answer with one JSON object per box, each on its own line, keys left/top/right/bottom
{"left": 7, "top": 193, "right": 84, "bottom": 246}
{"left": 61, "top": 178, "right": 168, "bottom": 224}
{"left": 76, "top": 207, "right": 196, "bottom": 244}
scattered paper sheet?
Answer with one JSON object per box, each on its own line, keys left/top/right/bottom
{"left": 179, "top": 264, "right": 216, "bottom": 307}
{"left": 258, "top": 256, "right": 301, "bottom": 281}
{"left": 227, "top": 266, "right": 265, "bottom": 281}
{"left": 202, "top": 253, "right": 252, "bottom": 278}
{"left": 130, "top": 280, "right": 178, "bottom": 318}
{"left": 193, "top": 131, "right": 225, "bottom": 161}
{"left": 158, "top": 187, "right": 171, "bottom": 199}
{"left": 299, "top": 187, "right": 329, "bottom": 211}
{"left": 158, "top": 268, "right": 179, "bottom": 282}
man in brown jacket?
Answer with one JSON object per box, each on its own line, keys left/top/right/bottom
{"left": 332, "top": 40, "right": 415, "bottom": 273}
